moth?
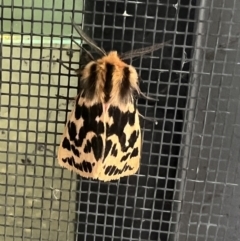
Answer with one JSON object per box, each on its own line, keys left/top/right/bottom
{"left": 57, "top": 18, "right": 171, "bottom": 182}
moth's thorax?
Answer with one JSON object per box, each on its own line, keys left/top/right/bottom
{"left": 80, "top": 51, "right": 140, "bottom": 105}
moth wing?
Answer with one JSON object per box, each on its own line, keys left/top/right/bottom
{"left": 98, "top": 103, "right": 141, "bottom": 181}
{"left": 57, "top": 94, "right": 105, "bottom": 179}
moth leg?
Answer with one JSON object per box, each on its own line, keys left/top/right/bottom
{"left": 139, "top": 91, "right": 158, "bottom": 102}
{"left": 138, "top": 113, "right": 158, "bottom": 125}
{"left": 55, "top": 94, "right": 75, "bottom": 100}
{"left": 55, "top": 94, "right": 78, "bottom": 106}
{"left": 138, "top": 76, "right": 159, "bottom": 102}
{"left": 56, "top": 58, "right": 77, "bottom": 72}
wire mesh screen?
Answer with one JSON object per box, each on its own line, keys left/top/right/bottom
{"left": 0, "top": 0, "right": 240, "bottom": 240}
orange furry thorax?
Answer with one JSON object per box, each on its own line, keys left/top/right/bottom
{"left": 80, "top": 51, "right": 140, "bottom": 105}
{"left": 98, "top": 51, "right": 127, "bottom": 68}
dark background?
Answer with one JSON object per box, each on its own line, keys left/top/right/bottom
{"left": 75, "top": 0, "right": 195, "bottom": 240}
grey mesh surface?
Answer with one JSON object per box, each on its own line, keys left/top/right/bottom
{"left": 0, "top": 0, "right": 240, "bottom": 241}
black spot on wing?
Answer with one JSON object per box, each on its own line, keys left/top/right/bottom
{"left": 104, "top": 163, "right": 134, "bottom": 176}
{"left": 62, "top": 157, "right": 92, "bottom": 173}
{"left": 120, "top": 67, "right": 130, "bottom": 99}
{"left": 62, "top": 137, "right": 71, "bottom": 151}
{"left": 111, "top": 144, "right": 118, "bottom": 157}
{"left": 74, "top": 138, "right": 81, "bottom": 147}
{"left": 119, "top": 135, "right": 127, "bottom": 152}
{"left": 130, "top": 147, "right": 138, "bottom": 158}
{"left": 75, "top": 103, "right": 104, "bottom": 148}
{"left": 103, "top": 140, "right": 112, "bottom": 161}
{"left": 68, "top": 121, "right": 77, "bottom": 141}
{"left": 84, "top": 140, "right": 92, "bottom": 153}
{"left": 128, "top": 111, "right": 135, "bottom": 126}
{"left": 114, "top": 168, "right": 119, "bottom": 175}
{"left": 82, "top": 160, "right": 91, "bottom": 172}
{"left": 106, "top": 106, "right": 137, "bottom": 152}
{"left": 109, "top": 166, "right": 116, "bottom": 176}
{"left": 124, "top": 164, "right": 134, "bottom": 172}
{"left": 128, "top": 131, "right": 139, "bottom": 149}
{"left": 67, "top": 156, "right": 73, "bottom": 166}
{"left": 84, "top": 63, "right": 97, "bottom": 100}
{"left": 105, "top": 166, "right": 111, "bottom": 175}
{"left": 75, "top": 162, "right": 83, "bottom": 171}
{"left": 104, "top": 63, "right": 114, "bottom": 102}
{"left": 91, "top": 135, "right": 103, "bottom": 161}
{"left": 71, "top": 144, "right": 80, "bottom": 157}
{"left": 120, "top": 152, "right": 131, "bottom": 162}
{"left": 75, "top": 95, "right": 82, "bottom": 120}
{"left": 123, "top": 164, "right": 130, "bottom": 172}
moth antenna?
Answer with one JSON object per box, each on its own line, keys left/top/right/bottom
{"left": 70, "top": 17, "right": 107, "bottom": 57}
{"left": 71, "top": 35, "right": 95, "bottom": 60}
{"left": 56, "top": 58, "right": 77, "bottom": 72}
{"left": 138, "top": 113, "right": 158, "bottom": 125}
{"left": 120, "top": 39, "right": 172, "bottom": 60}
